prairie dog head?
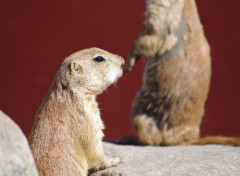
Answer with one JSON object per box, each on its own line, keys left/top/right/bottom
{"left": 55, "top": 48, "right": 125, "bottom": 95}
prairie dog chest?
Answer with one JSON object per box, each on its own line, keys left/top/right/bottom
{"left": 82, "top": 95, "right": 104, "bottom": 130}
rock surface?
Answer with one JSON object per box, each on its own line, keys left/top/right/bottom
{"left": 0, "top": 110, "right": 38, "bottom": 176}
{"left": 92, "top": 142, "right": 240, "bottom": 176}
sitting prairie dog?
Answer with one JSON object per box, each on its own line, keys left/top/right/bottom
{"left": 123, "top": 0, "right": 240, "bottom": 146}
{"left": 29, "top": 48, "right": 124, "bottom": 176}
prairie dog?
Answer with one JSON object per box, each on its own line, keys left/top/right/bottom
{"left": 124, "top": 0, "right": 205, "bottom": 145}
{"left": 29, "top": 48, "right": 124, "bottom": 176}
{"left": 123, "top": 0, "right": 240, "bottom": 146}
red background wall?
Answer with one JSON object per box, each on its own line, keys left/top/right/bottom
{"left": 0, "top": 0, "right": 239, "bottom": 141}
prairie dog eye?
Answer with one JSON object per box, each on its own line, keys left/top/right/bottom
{"left": 93, "top": 56, "right": 105, "bottom": 62}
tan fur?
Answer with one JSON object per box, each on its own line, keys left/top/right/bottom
{"left": 124, "top": 0, "right": 240, "bottom": 146}
{"left": 29, "top": 48, "right": 124, "bottom": 176}
{"left": 191, "top": 136, "right": 240, "bottom": 146}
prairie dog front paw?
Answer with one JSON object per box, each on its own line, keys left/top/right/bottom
{"left": 101, "top": 157, "right": 121, "bottom": 169}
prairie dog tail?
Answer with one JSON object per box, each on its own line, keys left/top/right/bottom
{"left": 117, "top": 136, "right": 240, "bottom": 147}
{"left": 191, "top": 136, "right": 240, "bottom": 146}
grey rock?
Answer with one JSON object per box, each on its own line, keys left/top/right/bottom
{"left": 92, "top": 142, "right": 240, "bottom": 176}
{"left": 0, "top": 110, "right": 38, "bottom": 176}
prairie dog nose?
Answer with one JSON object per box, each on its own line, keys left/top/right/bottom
{"left": 121, "top": 63, "right": 124, "bottom": 69}
{"left": 118, "top": 56, "right": 125, "bottom": 69}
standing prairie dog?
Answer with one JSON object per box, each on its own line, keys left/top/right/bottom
{"left": 124, "top": 0, "right": 240, "bottom": 146}
{"left": 29, "top": 48, "right": 124, "bottom": 176}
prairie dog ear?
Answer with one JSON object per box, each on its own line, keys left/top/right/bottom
{"left": 70, "top": 61, "right": 82, "bottom": 75}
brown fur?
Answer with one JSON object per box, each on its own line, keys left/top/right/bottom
{"left": 191, "top": 136, "right": 240, "bottom": 146}
{"left": 29, "top": 48, "right": 124, "bottom": 176}
{"left": 123, "top": 0, "right": 240, "bottom": 146}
